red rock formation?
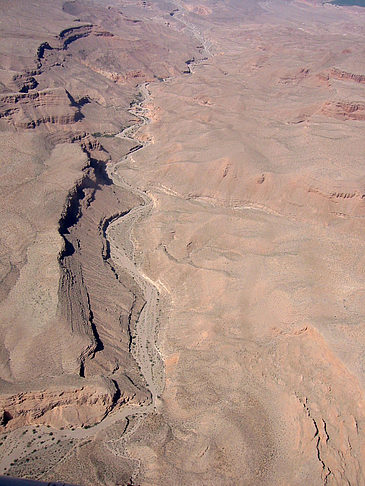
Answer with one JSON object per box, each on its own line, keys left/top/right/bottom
{"left": 330, "top": 67, "right": 365, "bottom": 84}
{"left": 321, "top": 100, "right": 365, "bottom": 120}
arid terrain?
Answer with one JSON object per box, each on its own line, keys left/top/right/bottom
{"left": 1, "top": 0, "right": 365, "bottom": 484}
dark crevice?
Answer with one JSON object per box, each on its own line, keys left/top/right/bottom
{"left": 59, "top": 25, "right": 92, "bottom": 39}
{"left": 111, "top": 379, "right": 121, "bottom": 403}
{"left": 59, "top": 25, "right": 94, "bottom": 49}
{"left": 100, "top": 210, "right": 131, "bottom": 262}
{"left": 37, "top": 41, "right": 52, "bottom": 60}
{"left": 16, "top": 76, "right": 38, "bottom": 93}
{"left": 76, "top": 95, "right": 91, "bottom": 106}
{"left": 183, "top": 57, "right": 195, "bottom": 74}
{"left": 0, "top": 410, "right": 12, "bottom": 426}
{"left": 86, "top": 290, "right": 104, "bottom": 353}
{"left": 58, "top": 175, "right": 96, "bottom": 248}
{"left": 79, "top": 360, "right": 85, "bottom": 378}
{"left": 127, "top": 297, "right": 137, "bottom": 352}
{"left": 300, "top": 397, "right": 332, "bottom": 485}
{"left": 122, "top": 416, "right": 130, "bottom": 435}
{"left": 128, "top": 302, "right": 146, "bottom": 354}
{"left": 35, "top": 25, "right": 94, "bottom": 72}
{"left": 128, "top": 144, "right": 144, "bottom": 154}
{"left": 60, "top": 238, "right": 75, "bottom": 259}
{"left": 89, "top": 157, "right": 113, "bottom": 185}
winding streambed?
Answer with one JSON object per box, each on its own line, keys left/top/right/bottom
{"left": 98, "top": 5, "right": 215, "bottom": 433}
{"left": 107, "top": 82, "right": 164, "bottom": 407}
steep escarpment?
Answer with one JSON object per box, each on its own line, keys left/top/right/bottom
{"left": 0, "top": 88, "right": 83, "bottom": 128}
{"left": 56, "top": 130, "right": 150, "bottom": 394}
{"left": 0, "top": 377, "right": 119, "bottom": 431}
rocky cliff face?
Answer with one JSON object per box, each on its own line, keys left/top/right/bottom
{"left": 0, "top": 378, "right": 119, "bottom": 430}
{"left": 0, "top": 88, "right": 82, "bottom": 128}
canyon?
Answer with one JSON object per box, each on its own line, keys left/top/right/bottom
{"left": 0, "top": 0, "right": 365, "bottom": 484}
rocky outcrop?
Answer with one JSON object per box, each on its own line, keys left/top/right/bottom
{"left": 35, "top": 25, "right": 114, "bottom": 66}
{"left": 0, "top": 88, "right": 82, "bottom": 128}
{"left": 78, "top": 60, "right": 146, "bottom": 85}
{"left": 279, "top": 67, "right": 311, "bottom": 85}
{"left": 320, "top": 100, "right": 365, "bottom": 120}
{"left": 58, "top": 25, "right": 94, "bottom": 49}
{"left": 326, "top": 67, "right": 365, "bottom": 84}
{"left": 11, "top": 73, "right": 38, "bottom": 93}
{"left": 0, "top": 378, "right": 120, "bottom": 431}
